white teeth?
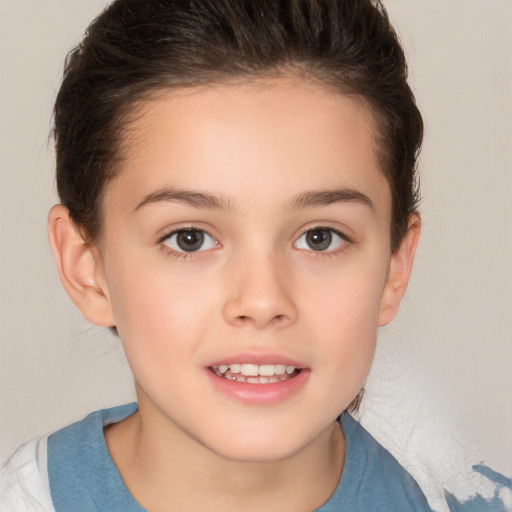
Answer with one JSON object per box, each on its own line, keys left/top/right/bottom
{"left": 258, "top": 364, "right": 276, "bottom": 377}
{"left": 229, "top": 364, "right": 241, "bottom": 374}
{"left": 216, "top": 363, "right": 298, "bottom": 377}
{"left": 240, "top": 364, "right": 259, "bottom": 376}
{"left": 275, "top": 364, "right": 286, "bottom": 375}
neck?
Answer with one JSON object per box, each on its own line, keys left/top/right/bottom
{"left": 105, "top": 400, "right": 345, "bottom": 512}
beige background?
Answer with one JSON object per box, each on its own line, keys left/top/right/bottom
{"left": 1, "top": 0, "right": 511, "bottom": 474}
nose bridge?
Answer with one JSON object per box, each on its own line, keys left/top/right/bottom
{"left": 222, "top": 246, "right": 297, "bottom": 329}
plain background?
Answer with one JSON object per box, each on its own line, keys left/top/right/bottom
{"left": 1, "top": 0, "right": 511, "bottom": 474}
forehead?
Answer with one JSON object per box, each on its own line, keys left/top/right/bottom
{"left": 106, "top": 78, "right": 390, "bottom": 216}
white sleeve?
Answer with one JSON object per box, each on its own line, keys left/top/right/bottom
{"left": 0, "top": 437, "right": 55, "bottom": 512}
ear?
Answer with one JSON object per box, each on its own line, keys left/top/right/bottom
{"left": 47, "top": 204, "right": 115, "bottom": 328}
{"left": 378, "top": 215, "right": 421, "bottom": 327}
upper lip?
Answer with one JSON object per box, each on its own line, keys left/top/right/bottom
{"left": 207, "top": 352, "right": 307, "bottom": 369}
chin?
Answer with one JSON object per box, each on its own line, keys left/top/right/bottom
{"left": 197, "top": 420, "right": 329, "bottom": 464}
{"left": 211, "top": 440, "right": 304, "bottom": 463}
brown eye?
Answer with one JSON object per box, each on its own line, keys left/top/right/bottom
{"left": 177, "top": 230, "right": 204, "bottom": 252}
{"left": 163, "top": 229, "right": 217, "bottom": 253}
{"left": 305, "top": 229, "right": 332, "bottom": 251}
{"left": 294, "top": 228, "right": 348, "bottom": 252}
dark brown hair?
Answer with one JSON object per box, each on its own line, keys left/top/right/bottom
{"left": 54, "top": 0, "right": 422, "bottom": 250}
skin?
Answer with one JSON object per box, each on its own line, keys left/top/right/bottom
{"left": 48, "top": 78, "right": 420, "bottom": 511}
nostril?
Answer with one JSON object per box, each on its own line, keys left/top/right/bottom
{"left": 236, "top": 313, "right": 288, "bottom": 325}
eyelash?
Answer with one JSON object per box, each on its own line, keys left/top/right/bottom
{"left": 156, "top": 225, "right": 352, "bottom": 260}
{"left": 294, "top": 226, "right": 352, "bottom": 256}
{"left": 157, "top": 227, "right": 219, "bottom": 260}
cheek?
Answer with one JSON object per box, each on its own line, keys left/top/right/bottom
{"left": 107, "top": 263, "right": 218, "bottom": 356}
{"left": 107, "top": 270, "right": 210, "bottom": 400}
{"left": 318, "top": 296, "right": 377, "bottom": 379}
{"left": 308, "top": 289, "right": 378, "bottom": 412}
{"left": 303, "top": 253, "right": 387, "bottom": 327}
{"left": 300, "top": 254, "right": 387, "bottom": 372}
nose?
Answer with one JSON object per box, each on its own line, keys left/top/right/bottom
{"left": 222, "top": 253, "right": 297, "bottom": 329}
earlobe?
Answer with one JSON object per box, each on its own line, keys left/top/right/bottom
{"left": 378, "top": 215, "right": 421, "bottom": 327}
{"left": 47, "top": 204, "right": 115, "bottom": 328}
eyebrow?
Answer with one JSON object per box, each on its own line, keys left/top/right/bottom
{"left": 289, "top": 188, "right": 375, "bottom": 211}
{"left": 133, "top": 188, "right": 237, "bottom": 212}
{"left": 133, "top": 186, "right": 374, "bottom": 213}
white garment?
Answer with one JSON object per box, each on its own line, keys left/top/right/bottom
{"left": 359, "top": 343, "right": 512, "bottom": 512}
{"left": 0, "top": 437, "right": 54, "bottom": 512}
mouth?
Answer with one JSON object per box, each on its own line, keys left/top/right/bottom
{"left": 206, "top": 359, "right": 310, "bottom": 404}
{"left": 208, "top": 363, "right": 301, "bottom": 384}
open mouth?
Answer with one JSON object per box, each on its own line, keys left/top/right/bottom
{"left": 209, "top": 363, "right": 301, "bottom": 384}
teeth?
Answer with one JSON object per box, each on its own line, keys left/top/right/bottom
{"left": 275, "top": 364, "right": 286, "bottom": 375}
{"left": 258, "top": 364, "right": 275, "bottom": 377}
{"left": 229, "top": 364, "right": 241, "bottom": 374}
{"left": 216, "top": 363, "right": 298, "bottom": 377}
{"left": 240, "top": 364, "right": 259, "bottom": 376}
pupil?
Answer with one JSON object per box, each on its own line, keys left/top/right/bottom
{"left": 177, "top": 230, "right": 204, "bottom": 252}
{"left": 306, "top": 229, "right": 332, "bottom": 251}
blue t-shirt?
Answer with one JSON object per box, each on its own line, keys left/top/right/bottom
{"left": 47, "top": 403, "right": 433, "bottom": 511}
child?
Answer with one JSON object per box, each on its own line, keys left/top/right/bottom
{"left": 0, "top": 1, "right": 510, "bottom": 511}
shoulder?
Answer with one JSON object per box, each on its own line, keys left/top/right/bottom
{"left": 337, "top": 415, "right": 512, "bottom": 512}
{"left": 0, "top": 436, "right": 55, "bottom": 512}
{"left": 0, "top": 404, "right": 139, "bottom": 512}
{"left": 336, "top": 413, "right": 433, "bottom": 511}
{"left": 47, "top": 402, "right": 138, "bottom": 475}
{"left": 47, "top": 403, "right": 142, "bottom": 512}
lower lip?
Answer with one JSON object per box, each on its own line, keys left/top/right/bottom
{"left": 205, "top": 368, "right": 311, "bottom": 405}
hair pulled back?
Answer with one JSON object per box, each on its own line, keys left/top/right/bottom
{"left": 54, "top": 0, "right": 423, "bottom": 249}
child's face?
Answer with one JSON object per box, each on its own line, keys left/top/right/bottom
{"left": 85, "top": 79, "right": 414, "bottom": 461}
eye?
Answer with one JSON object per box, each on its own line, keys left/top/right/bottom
{"left": 294, "top": 228, "right": 348, "bottom": 252}
{"left": 162, "top": 229, "right": 218, "bottom": 253}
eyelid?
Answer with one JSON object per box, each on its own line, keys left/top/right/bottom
{"left": 296, "top": 222, "right": 353, "bottom": 242}
{"left": 157, "top": 224, "right": 221, "bottom": 255}
{"left": 156, "top": 222, "right": 218, "bottom": 243}
{"left": 293, "top": 225, "right": 352, "bottom": 252}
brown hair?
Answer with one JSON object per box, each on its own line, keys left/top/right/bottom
{"left": 54, "top": 0, "right": 422, "bottom": 251}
